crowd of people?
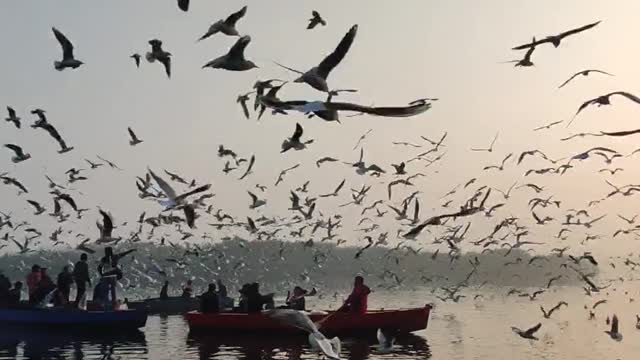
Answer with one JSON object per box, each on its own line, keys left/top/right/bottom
{"left": 1, "top": 246, "right": 372, "bottom": 315}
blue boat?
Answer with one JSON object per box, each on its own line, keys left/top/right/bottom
{"left": 0, "top": 308, "right": 147, "bottom": 331}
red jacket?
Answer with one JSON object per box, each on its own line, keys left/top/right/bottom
{"left": 345, "top": 284, "right": 371, "bottom": 314}
{"left": 26, "top": 272, "right": 41, "bottom": 295}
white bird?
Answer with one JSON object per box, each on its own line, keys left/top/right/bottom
{"left": 267, "top": 309, "right": 341, "bottom": 359}
{"left": 377, "top": 328, "right": 396, "bottom": 353}
{"left": 198, "top": 6, "right": 247, "bottom": 41}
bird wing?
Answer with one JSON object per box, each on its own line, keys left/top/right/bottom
{"left": 228, "top": 36, "right": 251, "bottom": 61}
{"left": 239, "top": 100, "right": 250, "bottom": 119}
{"left": 148, "top": 168, "right": 178, "bottom": 201}
{"left": 557, "top": 21, "right": 601, "bottom": 39}
{"left": 613, "top": 91, "right": 640, "bottom": 105}
{"left": 611, "top": 314, "right": 618, "bottom": 333}
{"left": 558, "top": 72, "right": 582, "bottom": 88}
{"left": 52, "top": 27, "right": 74, "bottom": 60}
{"left": 128, "top": 127, "right": 139, "bottom": 141}
{"left": 292, "top": 123, "right": 304, "bottom": 142}
{"left": 524, "top": 322, "right": 542, "bottom": 336}
{"left": 325, "top": 99, "right": 431, "bottom": 117}
{"left": 225, "top": 6, "right": 248, "bottom": 25}
{"left": 57, "top": 194, "right": 78, "bottom": 211}
{"left": 317, "top": 25, "right": 358, "bottom": 79}
{"left": 99, "top": 210, "right": 114, "bottom": 237}
{"left": 266, "top": 309, "right": 318, "bottom": 333}
{"left": 7, "top": 107, "right": 16, "bottom": 117}
{"left": 589, "top": 69, "right": 613, "bottom": 76}
{"left": 4, "top": 144, "right": 23, "bottom": 156}
{"left": 511, "top": 37, "right": 552, "bottom": 50}
{"left": 183, "top": 204, "right": 196, "bottom": 228}
{"left": 177, "top": 0, "right": 189, "bottom": 11}
{"left": 239, "top": 155, "right": 255, "bottom": 180}
{"left": 248, "top": 191, "right": 258, "bottom": 203}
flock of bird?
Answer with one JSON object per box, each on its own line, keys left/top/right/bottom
{"left": 2, "top": 1, "right": 640, "bottom": 357}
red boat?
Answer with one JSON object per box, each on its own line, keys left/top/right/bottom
{"left": 186, "top": 305, "right": 431, "bottom": 336}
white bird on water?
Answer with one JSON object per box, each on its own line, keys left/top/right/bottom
{"left": 267, "top": 309, "right": 341, "bottom": 359}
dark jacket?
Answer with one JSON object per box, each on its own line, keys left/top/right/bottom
{"left": 73, "top": 261, "right": 90, "bottom": 285}
{"left": 57, "top": 272, "right": 74, "bottom": 292}
{"left": 200, "top": 290, "right": 220, "bottom": 313}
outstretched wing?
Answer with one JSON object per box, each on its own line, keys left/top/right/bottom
{"left": 99, "top": 210, "right": 114, "bottom": 237}
{"left": 52, "top": 27, "right": 74, "bottom": 60}
{"left": 292, "top": 123, "right": 304, "bottom": 141}
{"left": 557, "top": 21, "right": 601, "bottom": 39}
{"left": 317, "top": 25, "right": 358, "bottom": 79}
{"left": 229, "top": 36, "right": 251, "bottom": 61}
{"left": 225, "top": 6, "right": 248, "bottom": 26}
{"left": 148, "top": 168, "right": 178, "bottom": 201}
{"left": 524, "top": 322, "right": 542, "bottom": 336}
{"left": 177, "top": 0, "right": 189, "bottom": 11}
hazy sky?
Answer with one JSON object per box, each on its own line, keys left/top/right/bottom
{"left": 2, "top": 1, "right": 640, "bottom": 255}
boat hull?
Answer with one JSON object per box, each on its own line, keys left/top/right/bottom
{"left": 0, "top": 308, "right": 148, "bottom": 331}
{"left": 186, "top": 305, "right": 431, "bottom": 337}
{"left": 127, "top": 297, "right": 199, "bottom": 315}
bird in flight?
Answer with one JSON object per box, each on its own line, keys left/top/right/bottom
{"left": 504, "top": 38, "right": 536, "bottom": 67}
{"left": 203, "top": 36, "right": 257, "bottom": 71}
{"left": 281, "top": 123, "right": 313, "bottom": 153}
{"left": 5, "top": 107, "right": 20, "bottom": 129}
{"left": 512, "top": 322, "right": 542, "bottom": 340}
{"left": 276, "top": 24, "right": 358, "bottom": 92}
{"left": 146, "top": 39, "right": 172, "bottom": 78}
{"left": 569, "top": 91, "right": 640, "bottom": 126}
{"left": 308, "top": 11, "right": 327, "bottom": 30}
{"left": 52, "top": 27, "right": 83, "bottom": 71}
{"left": 512, "top": 21, "right": 601, "bottom": 50}
{"left": 471, "top": 132, "right": 498, "bottom": 152}
{"left": 127, "top": 127, "right": 143, "bottom": 146}
{"left": 558, "top": 69, "right": 613, "bottom": 89}
{"left": 198, "top": 6, "right": 248, "bottom": 41}
{"left": 130, "top": 54, "right": 141, "bottom": 68}
{"left": 177, "top": 0, "right": 189, "bottom": 12}
{"left": 533, "top": 120, "right": 563, "bottom": 131}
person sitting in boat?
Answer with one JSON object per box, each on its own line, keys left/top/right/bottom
{"left": 26, "top": 264, "right": 41, "bottom": 303}
{"left": 285, "top": 286, "right": 316, "bottom": 311}
{"left": 7, "top": 281, "right": 23, "bottom": 308}
{"left": 160, "top": 280, "right": 169, "bottom": 300}
{"left": 73, "top": 253, "right": 91, "bottom": 308}
{"left": 0, "top": 272, "right": 10, "bottom": 308}
{"left": 243, "top": 282, "right": 274, "bottom": 313}
{"left": 181, "top": 280, "right": 193, "bottom": 298}
{"left": 216, "top": 279, "right": 233, "bottom": 309}
{"left": 98, "top": 247, "right": 136, "bottom": 308}
{"left": 200, "top": 283, "right": 220, "bottom": 314}
{"left": 56, "top": 265, "right": 74, "bottom": 306}
{"left": 338, "top": 276, "right": 371, "bottom": 314}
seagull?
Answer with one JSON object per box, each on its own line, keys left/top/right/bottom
{"left": 569, "top": 91, "right": 640, "bottom": 126}
{"left": 239, "top": 155, "right": 255, "bottom": 180}
{"left": 512, "top": 323, "right": 542, "bottom": 340}
{"left": 146, "top": 39, "right": 172, "bottom": 78}
{"left": 97, "top": 155, "right": 121, "bottom": 170}
{"left": 26, "top": 200, "right": 46, "bottom": 215}
{"left": 377, "top": 328, "right": 397, "bottom": 353}
{"left": 96, "top": 210, "right": 121, "bottom": 243}
{"left": 483, "top": 153, "right": 512, "bottom": 171}
{"left": 282, "top": 123, "right": 313, "bottom": 153}
{"left": 148, "top": 168, "right": 211, "bottom": 209}
{"left": 198, "top": 6, "right": 247, "bottom": 41}
{"left": 52, "top": 27, "right": 83, "bottom": 71}
{"left": 237, "top": 92, "right": 254, "bottom": 119}
{"left": 308, "top": 11, "right": 327, "bottom": 30}
{"left": 348, "top": 148, "right": 385, "bottom": 175}
{"left": 276, "top": 25, "right": 358, "bottom": 92}
{"left": 31, "top": 120, "right": 73, "bottom": 153}
{"left": 471, "top": 132, "right": 498, "bottom": 152}
{"left": 203, "top": 35, "right": 257, "bottom": 71}
{"left": 320, "top": 179, "right": 345, "bottom": 198}
{"left": 275, "top": 164, "right": 300, "bottom": 186}
{"left": 5, "top": 107, "right": 20, "bottom": 128}
{"left": 316, "top": 157, "right": 339, "bottom": 168}
{"left": 248, "top": 191, "right": 266, "bottom": 209}
{"left": 540, "top": 301, "right": 568, "bottom": 319}
{"left": 177, "top": 0, "right": 189, "bottom": 12}
{"left": 130, "top": 54, "right": 141, "bottom": 68}
{"left": 267, "top": 309, "right": 341, "bottom": 360}
{"left": 512, "top": 21, "right": 601, "bottom": 50}
{"left": 391, "top": 162, "right": 406, "bottom": 175}
{"left": 533, "top": 120, "right": 563, "bottom": 131}
{"left": 504, "top": 38, "right": 536, "bottom": 67}
{"left": 558, "top": 69, "right": 613, "bottom": 88}
{"left": 4, "top": 144, "right": 31, "bottom": 163}
{"left": 128, "top": 127, "right": 143, "bottom": 146}
{"left": 605, "top": 314, "right": 623, "bottom": 341}
{"left": 0, "top": 175, "right": 28, "bottom": 194}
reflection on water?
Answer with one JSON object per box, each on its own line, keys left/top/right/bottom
{"left": 0, "top": 315, "right": 430, "bottom": 360}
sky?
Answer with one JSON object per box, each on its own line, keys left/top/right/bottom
{"left": 2, "top": 0, "right": 640, "bottom": 255}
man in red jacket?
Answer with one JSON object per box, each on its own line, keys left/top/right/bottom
{"left": 340, "top": 276, "right": 371, "bottom": 314}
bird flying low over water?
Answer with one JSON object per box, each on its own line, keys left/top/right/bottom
{"left": 146, "top": 39, "right": 172, "bottom": 78}
{"left": 308, "top": 11, "right": 327, "bottom": 30}
{"left": 276, "top": 25, "right": 358, "bottom": 92}
{"left": 203, "top": 35, "right": 257, "bottom": 71}
{"left": 512, "top": 21, "right": 601, "bottom": 50}
{"left": 198, "top": 6, "right": 247, "bottom": 41}
{"left": 267, "top": 310, "right": 341, "bottom": 360}
{"left": 558, "top": 69, "right": 613, "bottom": 88}
{"left": 52, "top": 27, "right": 83, "bottom": 71}
{"left": 282, "top": 123, "right": 313, "bottom": 153}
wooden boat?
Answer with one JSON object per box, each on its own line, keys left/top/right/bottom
{"left": 186, "top": 305, "right": 431, "bottom": 336}
{"left": 126, "top": 296, "right": 199, "bottom": 315}
{"left": 0, "top": 307, "right": 147, "bottom": 331}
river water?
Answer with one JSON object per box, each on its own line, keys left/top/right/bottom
{"left": 1, "top": 286, "right": 639, "bottom": 360}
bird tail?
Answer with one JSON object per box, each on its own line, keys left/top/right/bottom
{"left": 145, "top": 52, "right": 156, "bottom": 63}
{"left": 54, "top": 61, "right": 64, "bottom": 71}
{"left": 330, "top": 337, "right": 341, "bottom": 357}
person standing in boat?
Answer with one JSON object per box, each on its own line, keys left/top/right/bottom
{"left": 73, "top": 253, "right": 91, "bottom": 308}
{"left": 0, "top": 272, "right": 10, "bottom": 307}
{"left": 216, "top": 279, "right": 233, "bottom": 309}
{"left": 339, "top": 276, "right": 371, "bottom": 314}
{"left": 181, "top": 279, "right": 193, "bottom": 298}
{"left": 286, "top": 286, "right": 316, "bottom": 311}
{"left": 56, "top": 265, "right": 74, "bottom": 305}
{"left": 199, "top": 283, "right": 220, "bottom": 313}
{"left": 160, "top": 280, "right": 169, "bottom": 300}
{"left": 26, "top": 265, "right": 41, "bottom": 303}
{"left": 98, "top": 247, "right": 136, "bottom": 308}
